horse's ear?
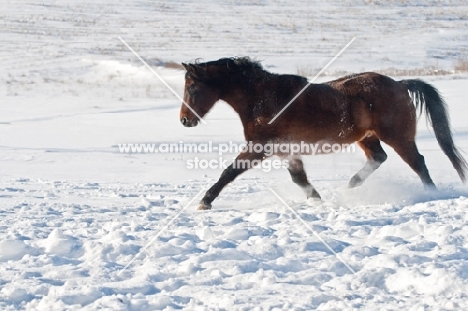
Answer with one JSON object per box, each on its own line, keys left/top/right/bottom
{"left": 182, "top": 63, "right": 197, "bottom": 75}
{"left": 184, "top": 64, "right": 206, "bottom": 80}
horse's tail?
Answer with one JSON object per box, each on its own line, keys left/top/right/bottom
{"left": 400, "top": 79, "right": 468, "bottom": 182}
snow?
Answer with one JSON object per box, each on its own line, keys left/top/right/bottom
{"left": 1, "top": 0, "right": 468, "bottom": 310}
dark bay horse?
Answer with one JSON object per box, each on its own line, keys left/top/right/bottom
{"left": 180, "top": 57, "right": 467, "bottom": 210}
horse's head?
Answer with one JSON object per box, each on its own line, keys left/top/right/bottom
{"left": 180, "top": 63, "right": 220, "bottom": 127}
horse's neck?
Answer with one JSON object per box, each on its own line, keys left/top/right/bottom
{"left": 219, "top": 71, "right": 272, "bottom": 126}
{"left": 221, "top": 86, "right": 256, "bottom": 126}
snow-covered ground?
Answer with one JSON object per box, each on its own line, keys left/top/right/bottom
{"left": 1, "top": 1, "right": 468, "bottom": 310}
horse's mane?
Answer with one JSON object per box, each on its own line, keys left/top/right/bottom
{"left": 184, "top": 57, "right": 266, "bottom": 84}
{"left": 202, "top": 56, "right": 263, "bottom": 71}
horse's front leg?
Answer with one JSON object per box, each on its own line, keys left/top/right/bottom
{"left": 198, "top": 151, "right": 265, "bottom": 210}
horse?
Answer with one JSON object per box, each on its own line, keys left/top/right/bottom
{"left": 180, "top": 57, "right": 467, "bottom": 210}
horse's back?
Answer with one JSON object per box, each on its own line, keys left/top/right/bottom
{"left": 326, "top": 72, "right": 402, "bottom": 96}
{"left": 326, "top": 72, "right": 412, "bottom": 114}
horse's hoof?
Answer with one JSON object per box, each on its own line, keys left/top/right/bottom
{"left": 424, "top": 183, "right": 437, "bottom": 190}
{"left": 307, "top": 197, "right": 321, "bottom": 205}
{"left": 197, "top": 203, "right": 212, "bottom": 210}
{"left": 348, "top": 176, "right": 363, "bottom": 188}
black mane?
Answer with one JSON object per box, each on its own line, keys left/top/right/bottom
{"left": 203, "top": 56, "right": 263, "bottom": 71}
{"left": 184, "top": 57, "right": 266, "bottom": 84}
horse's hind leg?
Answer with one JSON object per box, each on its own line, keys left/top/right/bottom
{"left": 384, "top": 140, "right": 435, "bottom": 188}
{"left": 349, "top": 136, "right": 388, "bottom": 188}
{"left": 286, "top": 155, "right": 321, "bottom": 200}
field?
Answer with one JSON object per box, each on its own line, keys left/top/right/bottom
{"left": 1, "top": 1, "right": 468, "bottom": 310}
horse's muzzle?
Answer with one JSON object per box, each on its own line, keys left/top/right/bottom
{"left": 180, "top": 116, "right": 199, "bottom": 127}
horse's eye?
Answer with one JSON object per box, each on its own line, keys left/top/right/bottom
{"left": 188, "top": 85, "right": 196, "bottom": 94}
